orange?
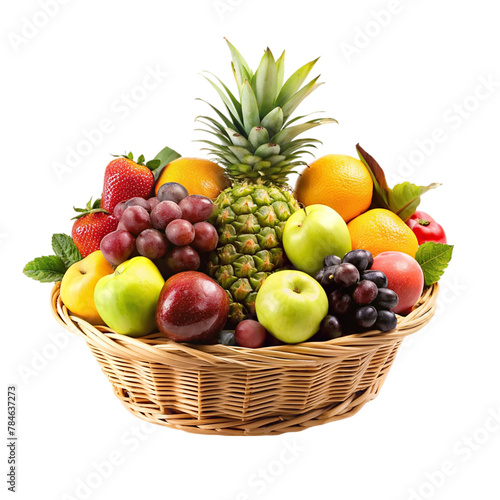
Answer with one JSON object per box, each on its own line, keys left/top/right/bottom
{"left": 347, "top": 209, "right": 419, "bottom": 258}
{"left": 155, "top": 157, "right": 230, "bottom": 199}
{"left": 294, "top": 154, "right": 373, "bottom": 222}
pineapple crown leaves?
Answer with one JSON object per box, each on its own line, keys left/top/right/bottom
{"left": 196, "top": 39, "right": 337, "bottom": 184}
{"left": 71, "top": 197, "right": 109, "bottom": 220}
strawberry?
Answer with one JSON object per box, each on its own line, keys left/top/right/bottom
{"left": 101, "top": 153, "right": 155, "bottom": 212}
{"left": 72, "top": 199, "right": 118, "bottom": 257}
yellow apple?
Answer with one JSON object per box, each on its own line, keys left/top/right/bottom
{"left": 60, "top": 250, "right": 114, "bottom": 324}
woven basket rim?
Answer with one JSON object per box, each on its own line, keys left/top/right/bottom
{"left": 49, "top": 283, "right": 439, "bottom": 434}
{"left": 51, "top": 282, "right": 438, "bottom": 369}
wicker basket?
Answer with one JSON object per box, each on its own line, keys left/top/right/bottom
{"left": 51, "top": 283, "right": 438, "bottom": 436}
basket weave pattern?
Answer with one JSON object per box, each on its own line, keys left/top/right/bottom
{"left": 51, "top": 283, "right": 438, "bottom": 436}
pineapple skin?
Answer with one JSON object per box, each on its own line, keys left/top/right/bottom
{"left": 207, "top": 182, "right": 300, "bottom": 325}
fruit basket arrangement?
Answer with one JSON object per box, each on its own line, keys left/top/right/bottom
{"left": 26, "top": 41, "right": 452, "bottom": 436}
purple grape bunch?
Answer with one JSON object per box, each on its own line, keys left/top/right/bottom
{"left": 99, "top": 182, "right": 219, "bottom": 275}
{"left": 315, "top": 249, "right": 399, "bottom": 338}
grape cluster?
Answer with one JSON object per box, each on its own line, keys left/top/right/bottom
{"left": 218, "top": 319, "right": 268, "bottom": 348}
{"left": 100, "top": 182, "right": 219, "bottom": 274}
{"left": 315, "top": 249, "right": 399, "bottom": 338}
{"left": 217, "top": 316, "right": 283, "bottom": 349}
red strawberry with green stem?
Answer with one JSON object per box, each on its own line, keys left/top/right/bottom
{"left": 101, "top": 153, "right": 156, "bottom": 212}
{"left": 72, "top": 198, "right": 118, "bottom": 257}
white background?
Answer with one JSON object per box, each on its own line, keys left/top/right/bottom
{"left": 1, "top": 0, "right": 499, "bottom": 499}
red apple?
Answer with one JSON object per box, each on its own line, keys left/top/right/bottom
{"left": 371, "top": 251, "right": 424, "bottom": 315}
{"left": 155, "top": 271, "right": 229, "bottom": 342}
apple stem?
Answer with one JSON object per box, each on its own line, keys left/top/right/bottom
{"left": 418, "top": 218, "right": 431, "bottom": 226}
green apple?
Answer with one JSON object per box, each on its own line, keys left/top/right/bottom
{"left": 283, "top": 204, "right": 351, "bottom": 275}
{"left": 94, "top": 256, "right": 165, "bottom": 337}
{"left": 255, "top": 270, "right": 328, "bottom": 344}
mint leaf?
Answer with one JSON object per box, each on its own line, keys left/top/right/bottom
{"left": 25, "top": 233, "right": 82, "bottom": 283}
{"left": 151, "top": 146, "right": 182, "bottom": 180}
{"left": 388, "top": 182, "right": 441, "bottom": 222}
{"left": 415, "top": 242, "right": 454, "bottom": 285}
{"left": 52, "top": 233, "right": 82, "bottom": 268}
{"left": 23, "top": 256, "right": 67, "bottom": 283}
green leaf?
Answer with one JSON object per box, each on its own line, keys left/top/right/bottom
{"left": 23, "top": 255, "right": 67, "bottom": 283}
{"left": 195, "top": 115, "right": 228, "bottom": 135}
{"left": 356, "top": 143, "right": 441, "bottom": 221}
{"left": 243, "top": 155, "right": 262, "bottom": 166}
{"left": 271, "top": 118, "right": 336, "bottom": 144}
{"left": 145, "top": 159, "right": 161, "bottom": 170}
{"left": 275, "top": 51, "right": 285, "bottom": 99}
{"left": 266, "top": 154, "right": 287, "bottom": 166}
{"left": 202, "top": 73, "right": 244, "bottom": 127}
{"left": 254, "top": 143, "right": 280, "bottom": 158}
{"left": 415, "top": 242, "right": 454, "bottom": 285}
{"left": 52, "top": 234, "right": 82, "bottom": 268}
{"left": 281, "top": 76, "right": 322, "bottom": 121}
{"left": 194, "top": 127, "right": 232, "bottom": 146}
{"left": 137, "top": 154, "right": 145, "bottom": 164}
{"left": 356, "top": 143, "right": 390, "bottom": 207}
{"left": 283, "top": 111, "right": 323, "bottom": 129}
{"left": 248, "top": 126, "right": 270, "bottom": 150}
{"left": 198, "top": 139, "right": 233, "bottom": 156}
{"left": 260, "top": 107, "right": 284, "bottom": 138}
{"left": 71, "top": 197, "right": 109, "bottom": 220}
{"left": 203, "top": 72, "right": 243, "bottom": 122}
{"left": 197, "top": 98, "right": 245, "bottom": 135}
{"left": 228, "top": 146, "right": 253, "bottom": 163}
{"left": 226, "top": 129, "right": 252, "bottom": 149}
{"left": 388, "top": 182, "right": 441, "bottom": 221}
{"left": 241, "top": 81, "right": 261, "bottom": 135}
{"left": 254, "top": 48, "right": 277, "bottom": 119}
{"left": 151, "top": 146, "right": 182, "bottom": 181}
{"left": 280, "top": 138, "right": 320, "bottom": 156}
{"left": 225, "top": 39, "right": 253, "bottom": 91}
{"left": 276, "top": 57, "right": 319, "bottom": 107}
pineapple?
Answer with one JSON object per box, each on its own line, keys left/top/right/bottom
{"left": 199, "top": 40, "right": 336, "bottom": 324}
